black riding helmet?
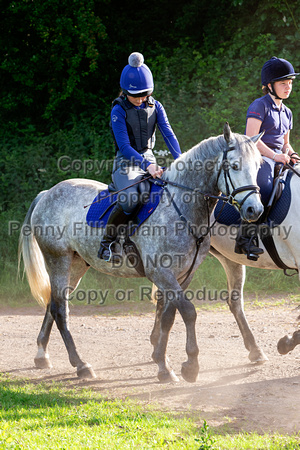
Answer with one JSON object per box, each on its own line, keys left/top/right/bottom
{"left": 261, "top": 56, "right": 299, "bottom": 99}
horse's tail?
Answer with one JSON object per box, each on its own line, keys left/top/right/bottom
{"left": 18, "top": 191, "right": 51, "bottom": 309}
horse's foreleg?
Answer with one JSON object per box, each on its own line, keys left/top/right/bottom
{"left": 150, "top": 274, "right": 193, "bottom": 355}
{"left": 150, "top": 300, "right": 163, "bottom": 352}
{"left": 210, "top": 247, "right": 268, "bottom": 363}
{"left": 150, "top": 284, "right": 167, "bottom": 360}
{"left": 150, "top": 286, "right": 178, "bottom": 381}
{"left": 151, "top": 300, "right": 179, "bottom": 382}
{"left": 34, "top": 303, "right": 54, "bottom": 369}
{"left": 173, "top": 291, "right": 199, "bottom": 382}
{"left": 150, "top": 273, "right": 199, "bottom": 383}
{"left": 277, "top": 330, "right": 300, "bottom": 355}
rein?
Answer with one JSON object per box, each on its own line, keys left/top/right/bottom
{"left": 286, "top": 163, "right": 300, "bottom": 177}
{"left": 83, "top": 174, "right": 154, "bottom": 208}
{"left": 163, "top": 184, "right": 210, "bottom": 285}
{"left": 286, "top": 153, "right": 300, "bottom": 177}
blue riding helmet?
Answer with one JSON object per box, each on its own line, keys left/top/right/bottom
{"left": 120, "top": 52, "right": 154, "bottom": 97}
{"left": 261, "top": 56, "right": 299, "bottom": 86}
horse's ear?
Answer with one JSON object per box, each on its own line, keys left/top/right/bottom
{"left": 250, "top": 130, "right": 265, "bottom": 144}
{"left": 223, "top": 122, "right": 232, "bottom": 144}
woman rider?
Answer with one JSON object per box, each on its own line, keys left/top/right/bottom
{"left": 98, "top": 52, "right": 182, "bottom": 262}
{"left": 235, "top": 56, "right": 299, "bottom": 260}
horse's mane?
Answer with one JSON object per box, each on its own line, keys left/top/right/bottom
{"left": 165, "top": 134, "right": 224, "bottom": 183}
{"left": 165, "top": 132, "right": 262, "bottom": 184}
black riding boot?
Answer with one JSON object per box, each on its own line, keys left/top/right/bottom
{"left": 234, "top": 221, "right": 264, "bottom": 261}
{"left": 97, "top": 204, "right": 130, "bottom": 263}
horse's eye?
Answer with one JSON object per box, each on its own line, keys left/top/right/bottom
{"left": 231, "top": 162, "right": 240, "bottom": 170}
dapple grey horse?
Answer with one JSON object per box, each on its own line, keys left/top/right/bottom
{"left": 18, "top": 123, "right": 263, "bottom": 382}
{"left": 209, "top": 166, "right": 300, "bottom": 362}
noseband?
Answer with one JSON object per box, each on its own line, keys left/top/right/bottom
{"left": 216, "top": 145, "right": 260, "bottom": 211}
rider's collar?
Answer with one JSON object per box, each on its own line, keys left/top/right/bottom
{"left": 267, "top": 93, "right": 285, "bottom": 111}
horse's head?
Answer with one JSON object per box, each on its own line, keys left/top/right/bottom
{"left": 217, "top": 122, "right": 264, "bottom": 222}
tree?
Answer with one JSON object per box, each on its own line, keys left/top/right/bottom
{"left": 0, "top": 0, "right": 107, "bottom": 130}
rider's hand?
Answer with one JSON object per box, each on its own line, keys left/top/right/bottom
{"left": 147, "top": 163, "right": 164, "bottom": 178}
{"left": 273, "top": 153, "right": 290, "bottom": 165}
{"left": 290, "top": 153, "right": 300, "bottom": 165}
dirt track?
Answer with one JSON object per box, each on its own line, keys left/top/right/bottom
{"left": 1, "top": 300, "right": 300, "bottom": 434}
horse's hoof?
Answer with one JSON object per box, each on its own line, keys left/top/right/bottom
{"left": 158, "top": 369, "right": 179, "bottom": 383}
{"left": 181, "top": 361, "right": 199, "bottom": 383}
{"left": 77, "top": 363, "right": 96, "bottom": 379}
{"left": 34, "top": 357, "right": 53, "bottom": 369}
{"left": 277, "top": 335, "right": 294, "bottom": 355}
{"left": 248, "top": 348, "right": 268, "bottom": 363}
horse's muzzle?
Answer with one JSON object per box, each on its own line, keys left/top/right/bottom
{"left": 240, "top": 202, "right": 264, "bottom": 222}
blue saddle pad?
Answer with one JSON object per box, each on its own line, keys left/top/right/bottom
{"left": 214, "top": 171, "right": 293, "bottom": 227}
{"left": 86, "top": 182, "right": 164, "bottom": 235}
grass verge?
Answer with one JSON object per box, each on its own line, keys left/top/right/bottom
{"left": 0, "top": 375, "right": 300, "bottom": 449}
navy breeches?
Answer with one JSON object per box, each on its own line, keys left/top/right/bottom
{"left": 112, "top": 166, "right": 150, "bottom": 214}
{"left": 257, "top": 161, "right": 274, "bottom": 206}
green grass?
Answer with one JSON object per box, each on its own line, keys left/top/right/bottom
{"left": 0, "top": 374, "right": 207, "bottom": 449}
{"left": 214, "top": 433, "right": 300, "bottom": 449}
{"left": 0, "top": 374, "right": 300, "bottom": 449}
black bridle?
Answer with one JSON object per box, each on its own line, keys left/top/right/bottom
{"left": 216, "top": 145, "right": 260, "bottom": 211}
{"left": 158, "top": 145, "right": 261, "bottom": 215}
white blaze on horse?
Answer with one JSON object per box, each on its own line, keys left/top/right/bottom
{"left": 18, "top": 123, "right": 263, "bottom": 382}
{"left": 209, "top": 163, "right": 300, "bottom": 362}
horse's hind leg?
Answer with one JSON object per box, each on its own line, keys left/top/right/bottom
{"left": 210, "top": 247, "right": 268, "bottom": 362}
{"left": 44, "top": 252, "right": 95, "bottom": 378}
{"left": 34, "top": 303, "right": 54, "bottom": 369}
{"left": 34, "top": 253, "right": 90, "bottom": 374}
{"left": 50, "top": 296, "right": 95, "bottom": 378}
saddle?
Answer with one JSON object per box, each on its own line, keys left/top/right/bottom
{"left": 272, "top": 164, "right": 286, "bottom": 202}
{"left": 86, "top": 180, "right": 164, "bottom": 275}
{"left": 214, "top": 169, "right": 295, "bottom": 273}
{"left": 86, "top": 179, "right": 164, "bottom": 231}
{"left": 214, "top": 168, "right": 292, "bottom": 227}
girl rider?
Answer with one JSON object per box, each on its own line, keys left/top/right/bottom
{"left": 98, "top": 52, "right": 182, "bottom": 262}
{"left": 235, "top": 56, "right": 299, "bottom": 260}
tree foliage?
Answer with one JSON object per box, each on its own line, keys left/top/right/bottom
{"left": 0, "top": 0, "right": 254, "bottom": 131}
{"left": 150, "top": 0, "right": 300, "bottom": 149}
{"left": 1, "top": 0, "right": 300, "bottom": 215}
{"left": 1, "top": 0, "right": 107, "bottom": 130}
